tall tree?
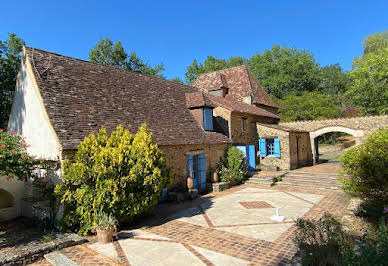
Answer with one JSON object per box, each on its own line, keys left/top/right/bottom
{"left": 185, "top": 56, "right": 246, "bottom": 84}
{"left": 248, "top": 45, "right": 321, "bottom": 99}
{"left": 89, "top": 38, "right": 164, "bottom": 77}
{"left": 277, "top": 91, "right": 341, "bottom": 122}
{"left": 362, "top": 30, "right": 388, "bottom": 55}
{"left": 319, "top": 63, "right": 350, "bottom": 99}
{"left": 0, "top": 33, "right": 24, "bottom": 129}
{"left": 347, "top": 46, "right": 388, "bottom": 115}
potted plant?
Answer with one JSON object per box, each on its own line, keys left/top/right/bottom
{"left": 95, "top": 212, "right": 118, "bottom": 243}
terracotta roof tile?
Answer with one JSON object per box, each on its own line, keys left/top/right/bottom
{"left": 207, "top": 95, "right": 280, "bottom": 119}
{"left": 24, "top": 47, "right": 231, "bottom": 149}
{"left": 193, "top": 65, "right": 278, "bottom": 108}
{"left": 185, "top": 92, "right": 216, "bottom": 109}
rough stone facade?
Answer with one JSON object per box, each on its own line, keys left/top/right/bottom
{"left": 159, "top": 143, "right": 229, "bottom": 188}
{"left": 257, "top": 124, "right": 312, "bottom": 170}
{"left": 289, "top": 132, "right": 313, "bottom": 169}
{"left": 280, "top": 115, "right": 388, "bottom": 136}
{"left": 280, "top": 115, "right": 388, "bottom": 162}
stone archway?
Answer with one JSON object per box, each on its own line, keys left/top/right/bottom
{"left": 310, "top": 126, "right": 364, "bottom": 163}
{"left": 0, "top": 189, "right": 15, "bottom": 209}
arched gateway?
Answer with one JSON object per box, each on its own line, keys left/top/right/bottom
{"left": 280, "top": 115, "right": 388, "bottom": 163}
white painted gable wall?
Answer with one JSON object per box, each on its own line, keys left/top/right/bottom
{"left": 8, "top": 50, "right": 61, "bottom": 161}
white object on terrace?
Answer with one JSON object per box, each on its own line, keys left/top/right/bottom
{"left": 270, "top": 207, "right": 285, "bottom": 222}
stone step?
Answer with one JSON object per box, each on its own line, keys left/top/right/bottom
{"left": 281, "top": 177, "right": 340, "bottom": 184}
{"left": 288, "top": 171, "right": 342, "bottom": 177}
{"left": 44, "top": 251, "right": 78, "bottom": 266}
{"left": 284, "top": 175, "right": 340, "bottom": 181}
{"left": 277, "top": 180, "right": 340, "bottom": 190}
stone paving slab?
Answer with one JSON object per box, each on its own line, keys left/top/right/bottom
{"left": 28, "top": 178, "right": 348, "bottom": 266}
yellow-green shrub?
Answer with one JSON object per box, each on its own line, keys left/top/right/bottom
{"left": 55, "top": 124, "right": 172, "bottom": 235}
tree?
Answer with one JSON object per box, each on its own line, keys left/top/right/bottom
{"left": 89, "top": 38, "right": 164, "bottom": 77}
{"left": 169, "top": 77, "right": 184, "bottom": 84}
{"left": 277, "top": 91, "right": 341, "bottom": 122}
{"left": 55, "top": 124, "right": 172, "bottom": 235}
{"left": 319, "top": 63, "right": 350, "bottom": 98}
{"left": 362, "top": 30, "right": 388, "bottom": 55}
{"left": 0, "top": 33, "right": 24, "bottom": 129}
{"left": 347, "top": 46, "right": 388, "bottom": 115}
{"left": 248, "top": 45, "right": 321, "bottom": 99}
{"left": 185, "top": 56, "right": 246, "bottom": 84}
{"left": 340, "top": 128, "right": 388, "bottom": 205}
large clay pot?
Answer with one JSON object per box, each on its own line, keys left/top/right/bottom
{"left": 96, "top": 227, "right": 115, "bottom": 243}
{"left": 187, "top": 177, "right": 194, "bottom": 190}
{"left": 212, "top": 172, "right": 219, "bottom": 183}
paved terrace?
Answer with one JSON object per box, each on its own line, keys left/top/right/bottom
{"left": 33, "top": 178, "right": 349, "bottom": 265}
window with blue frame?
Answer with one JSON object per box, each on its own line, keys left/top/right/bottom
{"left": 203, "top": 108, "right": 213, "bottom": 131}
{"left": 259, "top": 138, "right": 280, "bottom": 158}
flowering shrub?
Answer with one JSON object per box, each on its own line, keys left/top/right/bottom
{"left": 0, "top": 129, "right": 36, "bottom": 181}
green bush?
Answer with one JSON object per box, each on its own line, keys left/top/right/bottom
{"left": 294, "top": 213, "right": 353, "bottom": 266}
{"left": 340, "top": 128, "right": 388, "bottom": 205}
{"left": 55, "top": 124, "right": 172, "bottom": 235}
{"left": 220, "top": 147, "right": 248, "bottom": 186}
{"left": 343, "top": 221, "right": 388, "bottom": 266}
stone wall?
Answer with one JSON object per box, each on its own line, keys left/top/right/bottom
{"left": 280, "top": 115, "right": 388, "bottom": 135}
{"left": 160, "top": 143, "right": 229, "bottom": 188}
{"left": 256, "top": 124, "right": 290, "bottom": 170}
{"left": 289, "top": 132, "right": 313, "bottom": 169}
{"left": 0, "top": 176, "right": 25, "bottom": 221}
{"left": 213, "top": 107, "right": 232, "bottom": 138}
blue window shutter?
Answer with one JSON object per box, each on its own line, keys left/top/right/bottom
{"left": 203, "top": 108, "right": 213, "bottom": 131}
{"left": 186, "top": 155, "right": 193, "bottom": 177}
{"left": 199, "top": 154, "right": 206, "bottom": 189}
{"left": 248, "top": 145, "right": 256, "bottom": 170}
{"left": 274, "top": 138, "right": 280, "bottom": 158}
{"left": 259, "top": 139, "right": 266, "bottom": 157}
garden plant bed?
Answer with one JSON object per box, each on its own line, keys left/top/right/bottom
{"left": 0, "top": 218, "right": 87, "bottom": 265}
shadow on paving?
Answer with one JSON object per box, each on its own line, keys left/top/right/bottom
{"left": 118, "top": 191, "right": 217, "bottom": 235}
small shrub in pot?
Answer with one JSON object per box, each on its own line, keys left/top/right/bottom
{"left": 95, "top": 212, "right": 118, "bottom": 243}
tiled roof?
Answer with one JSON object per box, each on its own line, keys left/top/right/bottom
{"left": 257, "top": 123, "right": 308, "bottom": 133}
{"left": 185, "top": 92, "right": 216, "bottom": 109}
{"left": 193, "top": 65, "right": 278, "bottom": 109}
{"left": 207, "top": 95, "right": 280, "bottom": 120}
{"left": 24, "top": 47, "right": 231, "bottom": 149}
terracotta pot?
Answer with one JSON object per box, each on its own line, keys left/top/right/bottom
{"left": 96, "top": 227, "right": 115, "bottom": 243}
{"left": 212, "top": 172, "right": 219, "bottom": 183}
{"left": 187, "top": 177, "right": 194, "bottom": 190}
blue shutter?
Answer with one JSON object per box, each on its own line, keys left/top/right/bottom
{"left": 199, "top": 153, "right": 206, "bottom": 189}
{"left": 160, "top": 188, "right": 168, "bottom": 202}
{"left": 248, "top": 145, "right": 256, "bottom": 170}
{"left": 203, "top": 108, "right": 213, "bottom": 131}
{"left": 274, "top": 138, "right": 280, "bottom": 158}
{"left": 259, "top": 139, "right": 266, "bottom": 157}
{"left": 186, "top": 155, "right": 193, "bottom": 177}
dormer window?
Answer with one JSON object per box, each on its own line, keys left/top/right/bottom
{"left": 203, "top": 108, "right": 213, "bottom": 131}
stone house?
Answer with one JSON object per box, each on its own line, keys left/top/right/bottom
{"left": 192, "top": 66, "right": 313, "bottom": 171}
{"left": 2, "top": 47, "right": 312, "bottom": 221}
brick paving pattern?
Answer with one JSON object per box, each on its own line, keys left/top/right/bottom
{"left": 28, "top": 163, "right": 349, "bottom": 265}
{"left": 239, "top": 201, "right": 274, "bottom": 209}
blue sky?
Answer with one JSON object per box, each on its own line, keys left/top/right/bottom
{"left": 1, "top": 0, "right": 387, "bottom": 80}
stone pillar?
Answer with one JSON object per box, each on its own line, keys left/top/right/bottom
{"left": 310, "top": 136, "right": 317, "bottom": 165}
